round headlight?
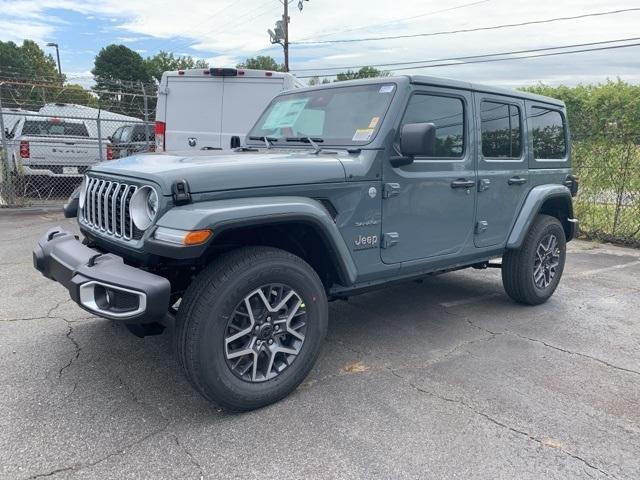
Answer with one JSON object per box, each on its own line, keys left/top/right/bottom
{"left": 78, "top": 176, "right": 88, "bottom": 209}
{"left": 130, "top": 186, "right": 159, "bottom": 231}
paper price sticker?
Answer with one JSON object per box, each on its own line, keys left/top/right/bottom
{"left": 352, "top": 128, "right": 374, "bottom": 142}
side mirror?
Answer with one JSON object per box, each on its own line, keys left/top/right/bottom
{"left": 107, "top": 136, "right": 113, "bottom": 142}
{"left": 401, "top": 122, "right": 436, "bottom": 157}
{"left": 390, "top": 122, "right": 437, "bottom": 167}
{"left": 4, "top": 128, "right": 13, "bottom": 140}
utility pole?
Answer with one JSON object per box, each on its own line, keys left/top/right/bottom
{"left": 283, "top": 0, "right": 289, "bottom": 72}
{"left": 268, "top": 0, "right": 308, "bottom": 72}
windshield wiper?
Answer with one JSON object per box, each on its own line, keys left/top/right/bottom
{"left": 286, "top": 136, "right": 324, "bottom": 154}
{"left": 248, "top": 136, "right": 278, "bottom": 149}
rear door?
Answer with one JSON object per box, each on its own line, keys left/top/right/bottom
{"left": 474, "top": 94, "right": 529, "bottom": 247}
{"left": 165, "top": 76, "right": 224, "bottom": 150}
{"left": 220, "top": 77, "right": 285, "bottom": 148}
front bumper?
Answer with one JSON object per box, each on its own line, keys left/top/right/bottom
{"left": 33, "top": 227, "right": 171, "bottom": 323}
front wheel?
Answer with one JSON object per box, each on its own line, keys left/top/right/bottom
{"left": 176, "top": 246, "right": 328, "bottom": 411}
{"left": 502, "top": 214, "right": 567, "bottom": 305}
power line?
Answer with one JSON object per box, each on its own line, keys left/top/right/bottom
{"left": 294, "top": 41, "right": 640, "bottom": 78}
{"left": 291, "top": 7, "right": 640, "bottom": 45}
{"left": 291, "top": 36, "right": 640, "bottom": 72}
{"left": 295, "top": 0, "right": 491, "bottom": 41}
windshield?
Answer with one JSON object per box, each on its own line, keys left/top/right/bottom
{"left": 247, "top": 83, "right": 396, "bottom": 146}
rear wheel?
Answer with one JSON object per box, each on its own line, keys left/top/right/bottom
{"left": 502, "top": 214, "right": 566, "bottom": 305}
{"left": 176, "top": 246, "right": 327, "bottom": 411}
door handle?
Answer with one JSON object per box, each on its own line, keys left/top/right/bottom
{"left": 508, "top": 176, "right": 527, "bottom": 185}
{"left": 451, "top": 178, "right": 475, "bottom": 189}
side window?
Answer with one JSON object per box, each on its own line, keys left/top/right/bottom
{"left": 121, "top": 126, "right": 134, "bottom": 142}
{"left": 132, "top": 126, "right": 145, "bottom": 142}
{"left": 530, "top": 107, "right": 566, "bottom": 159}
{"left": 481, "top": 101, "right": 522, "bottom": 159}
{"left": 402, "top": 94, "right": 465, "bottom": 158}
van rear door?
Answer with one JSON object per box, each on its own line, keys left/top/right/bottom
{"left": 165, "top": 76, "right": 224, "bottom": 150}
{"left": 220, "top": 77, "right": 285, "bottom": 148}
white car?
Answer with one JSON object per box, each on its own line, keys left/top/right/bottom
{"left": 154, "top": 67, "right": 304, "bottom": 152}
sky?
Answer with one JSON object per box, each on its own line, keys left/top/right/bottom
{"left": 0, "top": 0, "right": 639, "bottom": 88}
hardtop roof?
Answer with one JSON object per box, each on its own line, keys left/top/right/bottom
{"left": 280, "top": 75, "right": 564, "bottom": 107}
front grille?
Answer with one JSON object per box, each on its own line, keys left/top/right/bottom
{"left": 81, "top": 177, "right": 138, "bottom": 240}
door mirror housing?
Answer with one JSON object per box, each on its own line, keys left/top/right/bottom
{"left": 401, "top": 122, "right": 436, "bottom": 156}
{"left": 390, "top": 122, "right": 437, "bottom": 167}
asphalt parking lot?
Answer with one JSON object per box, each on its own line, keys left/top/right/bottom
{"left": 1, "top": 211, "right": 639, "bottom": 480}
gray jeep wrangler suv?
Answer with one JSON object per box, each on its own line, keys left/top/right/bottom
{"left": 33, "top": 76, "right": 578, "bottom": 411}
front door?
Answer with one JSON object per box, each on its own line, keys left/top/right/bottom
{"left": 381, "top": 88, "right": 476, "bottom": 264}
{"left": 474, "top": 94, "right": 529, "bottom": 247}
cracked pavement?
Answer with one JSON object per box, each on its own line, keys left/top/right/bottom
{"left": 1, "top": 211, "right": 640, "bottom": 480}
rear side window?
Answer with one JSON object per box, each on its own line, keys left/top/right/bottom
{"left": 22, "top": 120, "right": 89, "bottom": 137}
{"left": 481, "top": 101, "right": 522, "bottom": 158}
{"left": 402, "top": 94, "right": 465, "bottom": 158}
{"left": 530, "top": 108, "right": 566, "bottom": 159}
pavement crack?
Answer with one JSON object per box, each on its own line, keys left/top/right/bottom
{"left": 387, "top": 368, "right": 615, "bottom": 479}
{"left": 513, "top": 333, "right": 640, "bottom": 378}
{"left": 58, "top": 321, "right": 81, "bottom": 379}
{"left": 47, "top": 299, "right": 72, "bottom": 318}
{"left": 26, "top": 424, "right": 170, "bottom": 479}
{"left": 171, "top": 433, "right": 204, "bottom": 479}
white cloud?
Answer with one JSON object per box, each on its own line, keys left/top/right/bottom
{"left": 0, "top": 0, "right": 639, "bottom": 85}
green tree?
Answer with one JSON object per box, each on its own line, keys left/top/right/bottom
{"left": 334, "top": 66, "right": 391, "bottom": 82}
{"left": 92, "top": 44, "right": 154, "bottom": 117}
{"left": 236, "top": 55, "right": 285, "bottom": 72}
{"left": 0, "top": 40, "right": 62, "bottom": 109}
{"left": 145, "top": 51, "right": 208, "bottom": 82}
{"left": 307, "top": 76, "right": 331, "bottom": 86}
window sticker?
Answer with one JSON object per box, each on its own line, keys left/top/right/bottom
{"left": 262, "top": 98, "right": 309, "bottom": 129}
{"left": 352, "top": 128, "right": 374, "bottom": 142}
{"left": 379, "top": 85, "right": 395, "bottom": 93}
{"left": 368, "top": 116, "right": 380, "bottom": 129}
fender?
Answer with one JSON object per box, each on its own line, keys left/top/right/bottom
{"left": 154, "top": 196, "right": 358, "bottom": 285}
{"left": 506, "top": 185, "right": 576, "bottom": 249}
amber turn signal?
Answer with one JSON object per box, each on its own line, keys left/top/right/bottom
{"left": 183, "top": 229, "right": 213, "bottom": 246}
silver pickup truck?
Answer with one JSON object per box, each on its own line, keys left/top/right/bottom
{"left": 6, "top": 116, "right": 110, "bottom": 178}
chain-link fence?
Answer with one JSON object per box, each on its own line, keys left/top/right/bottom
{"left": 1, "top": 74, "right": 639, "bottom": 247}
{"left": 0, "top": 77, "right": 155, "bottom": 206}
{"left": 572, "top": 137, "right": 640, "bottom": 247}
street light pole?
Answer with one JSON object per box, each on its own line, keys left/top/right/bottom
{"left": 46, "top": 42, "right": 62, "bottom": 80}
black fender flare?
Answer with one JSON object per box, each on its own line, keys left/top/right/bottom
{"left": 154, "top": 196, "right": 358, "bottom": 285}
{"left": 506, "top": 185, "right": 577, "bottom": 249}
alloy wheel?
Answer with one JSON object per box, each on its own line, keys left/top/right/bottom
{"left": 533, "top": 233, "right": 561, "bottom": 289}
{"left": 224, "top": 284, "right": 307, "bottom": 382}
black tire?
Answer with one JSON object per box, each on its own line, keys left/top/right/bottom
{"left": 502, "top": 214, "right": 566, "bottom": 305}
{"left": 175, "top": 246, "right": 328, "bottom": 412}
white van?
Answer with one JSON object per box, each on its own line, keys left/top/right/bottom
{"left": 154, "top": 68, "right": 304, "bottom": 152}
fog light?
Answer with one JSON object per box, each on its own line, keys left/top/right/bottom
{"left": 79, "top": 281, "right": 146, "bottom": 319}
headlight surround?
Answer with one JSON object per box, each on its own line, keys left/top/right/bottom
{"left": 78, "top": 176, "right": 88, "bottom": 209}
{"left": 129, "top": 185, "right": 159, "bottom": 231}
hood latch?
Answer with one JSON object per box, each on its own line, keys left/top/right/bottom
{"left": 172, "top": 179, "right": 192, "bottom": 205}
